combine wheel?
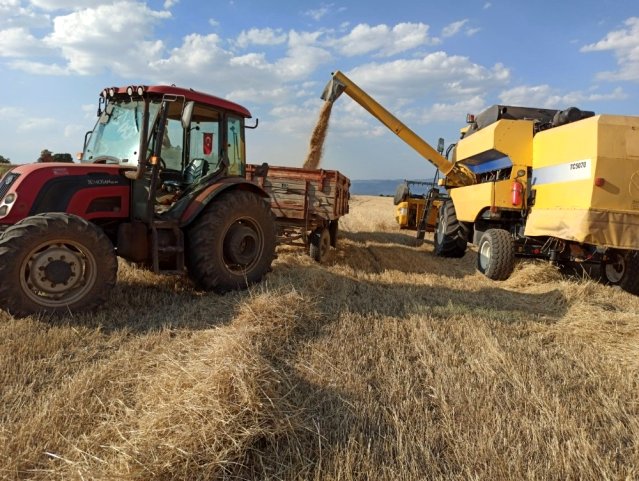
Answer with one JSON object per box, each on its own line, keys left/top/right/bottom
{"left": 187, "top": 191, "right": 276, "bottom": 292}
{"left": 393, "top": 183, "right": 409, "bottom": 206}
{"left": 433, "top": 200, "right": 467, "bottom": 258}
{"left": 310, "top": 227, "right": 331, "bottom": 263}
{"left": 0, "top": 213, "right": 117, "bottom": 316}
{"left": 601, "top": 250, "right": 639, "bottom": 295}
{"left": 477, "top": 229, "right": 516, "bottom": 280}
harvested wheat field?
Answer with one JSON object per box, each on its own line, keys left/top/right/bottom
{"left": 1, "top": 195, "right": 638, "bottom": 480}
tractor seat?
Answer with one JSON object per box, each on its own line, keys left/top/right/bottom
{"left": 184, "top": 158, "right": 209, "bottom": 184}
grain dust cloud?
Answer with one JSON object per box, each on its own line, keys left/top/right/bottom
{"left": 303, "top": 101, "right": 333, "bottom": 170}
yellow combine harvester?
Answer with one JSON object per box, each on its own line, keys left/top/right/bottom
{"left": 393, "top": 180, "right": 436, "bottom": 229}
{"left": 322, "top": 71, "right": 639, "bottom": 295}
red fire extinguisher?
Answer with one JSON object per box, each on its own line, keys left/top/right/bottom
{"left": 511, "top": 179, "right": 523, "bottom": 206}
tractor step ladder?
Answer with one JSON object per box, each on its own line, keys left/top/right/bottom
{"left": 150, "top": 220, "right": 185, "bottom": 274}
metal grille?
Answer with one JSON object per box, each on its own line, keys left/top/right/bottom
{"left": 0, "top": 172, "right": 19, "bottom": 200}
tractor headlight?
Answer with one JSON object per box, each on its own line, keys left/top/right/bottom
{"left": 4, "top": 193, "right": 15, "bottom": 204}
{"left": 399, "top": 207, "right": 407, "bottom": 216}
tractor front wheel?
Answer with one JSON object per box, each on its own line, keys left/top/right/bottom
{"left": 0, "top": 213, "right": 117, "bottom": 316}
{"left": 186, "top": 191, "right": 276, "bottom": 292}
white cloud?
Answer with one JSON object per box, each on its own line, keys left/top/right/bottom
{"left": 423, "top": 96, "right": 486, "bottom": 123}
{"left": 28, "top": 0, "right": 111, "bottom": 10}
{"left": 237, "top": 27, "right": 287, "bottom": 49}
{"left": 304, "top": 5, "right": 329, "bottom": 21}
{"left": 303, "top": 3, "right": 345, "bottom": 21}
{"left": 275, "top": 30, "right": 332, "bottom": 79}
{"left": 209, "top": 18, "right": 219, "bottom": 27}
{"left": 499, "top": 84, "right": 627, "bottom": 108}
{"left": 581, "top": 17, "right": 639, "bottom": 81}
{"left": 0, "top": 27, "right": 49, "bottom": 57}
{"left": 347, "top": 52, "right": 510, "bottom": 101}
{"left": 163, "top": 0, "right": 178, "bottom": 8}
{"left": 7, "top": 59, "right": 68, "bottom": 74}
{"left": 331, "top": 22, "right": 439, "bottom": 57}
{"left": 6, "top": 109, "right": 56, "bottom": 132}
{"left": 483, "top": 2, "right": 492, "bottom": 8}
{"left": 39, "top": 1, "right": 170, "bottom": 75}
{"left": 442, "top": 19, "right": 468, "bottom": 38}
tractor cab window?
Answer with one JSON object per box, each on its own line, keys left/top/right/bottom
{"left": 161, "top": 117, "right": 184, "bottom": 171}
{"left": 227, "top": 115, "right": 245, "bottom": 176}
{"left": 82, "top": 99, "right": 161, "bottom": 165}
{"left": 184, "top": 105, "right": 221, "bottom": 184}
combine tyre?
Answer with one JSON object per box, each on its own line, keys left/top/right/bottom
{"left": 0, "top": 213, "right": 118, "bottom": 316}
{"left": 477, "top": 229, "right": 516, "bottom": 280}
{"left": 434, "top": 200, "right": 467, "bottom": 257}
{"left": 601, "top": 250, "right": 639, "bottom": 294}
{"left": 393, "top": 183, "right": 409, "bottom": 205}
{"left": 187, "top": 190, "right": 276, "bottom": 292}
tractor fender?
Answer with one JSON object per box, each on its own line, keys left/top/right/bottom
{"left": 179, "top": 177, "right": 269, "bottom": 227}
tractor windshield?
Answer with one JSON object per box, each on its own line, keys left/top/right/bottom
{"left": 81, "top": 99, "right": 161, "bottom": 166}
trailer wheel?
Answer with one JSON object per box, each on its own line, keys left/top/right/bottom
{"left": 601, "top": 250, "right": 639, "bottom": 295}
{"left": 477, "top": 229, "right": 516, "bottom": 280}
{"left": 329, "top": 220, "right": 339, "bottom": 248}
{"left": 310, "top": 227, "right": 331, "bottom": 263}
{"left": 0, "top": 213, "right": 117, "bottom": 316}
{"left": 186, "top": 190, "right": 276, "bottom": 292}
{"left": 434, "top": 200, "right": 467, "bottom": 258}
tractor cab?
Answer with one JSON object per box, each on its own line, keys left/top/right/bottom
{"left": 81, "top": 85, "right": 251, "bottom": 219}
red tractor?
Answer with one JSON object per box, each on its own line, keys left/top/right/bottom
{"left": 0, "top": 85, "right": 276, "bottom": 315}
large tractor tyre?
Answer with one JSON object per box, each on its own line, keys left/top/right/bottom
{"left": 310, "top": 227, "right": 331, "bottom": 263}
{"left": 186, "top": 190, "right": 276, "bottom": 292}
{"left": 0, "top": 213, "right": 117, "bottom": 316}
{"left": 601, "top": 250, "right": 639, "bottom": 295}
{"left": 393, "top": 183, "right": 409, "bottom": 206}
{"left": 477, "top": 229, "right": 516, "bottom": 281}
{"left": 433, "top": 200, "right": 467, "bottom": 258}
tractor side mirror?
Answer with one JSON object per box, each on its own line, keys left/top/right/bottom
{"left": 182, "top": 101, "right": 194, "bottom": 129}
{"left": 437, "top": 137, "right": 445, "bottom": 155}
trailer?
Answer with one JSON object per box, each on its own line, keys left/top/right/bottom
{"left": 246, "top": 164, "right": 350, "bottom": 262}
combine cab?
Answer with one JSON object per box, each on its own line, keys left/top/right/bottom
{"left": 0, "top": 85, "right": 277, "bottom": 315}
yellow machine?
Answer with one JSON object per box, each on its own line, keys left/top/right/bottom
{"left": 322, "top": 71, "right": 639, "bottom": 295}
{"left": 393, "top": 180, "right": 436, "bottom": 229}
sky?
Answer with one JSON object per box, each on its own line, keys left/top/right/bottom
{"left": 0, "top": 0, "right": 638, "bottom": 180}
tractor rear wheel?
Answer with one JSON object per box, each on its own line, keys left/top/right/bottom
{"left": 477, "top": 229, "right": 516, "bottom": 280}
{"left": 0, "top": 213, "right": 117, "bottom": 316}
{"left": 186, "top": 190, "right": 276, "bottom": 292}
{"left": 601, "top": 250, "right": 639, "bottom": 295}
{"left": 310, "top": 227, "right": 331, "bottom": 263}
{"left": 433, "top": 200, "right": 467, "bottom": 257}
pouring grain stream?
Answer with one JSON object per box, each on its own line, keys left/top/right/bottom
{"left": 303, "top": 101, "right": 333, "bottom": 170}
